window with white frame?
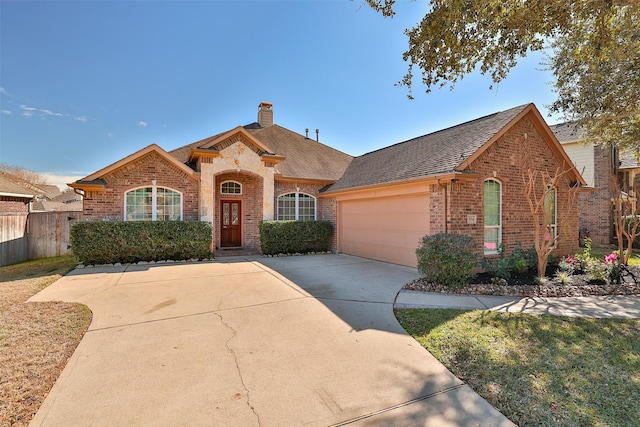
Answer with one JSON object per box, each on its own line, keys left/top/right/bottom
{"left": 125, "top": 186, "right": 182, "bottom": 221}
{"left": 220, "top": 181, "right": 242, "bottom": 195}
{"left": 544, "top": 186, "right": 557, "bottom": 243}
{"left": 277, "top": 192, "right": 316, "bottom": 221}
{"left": 483, "top": 179, "right": 502, "bottom": 254}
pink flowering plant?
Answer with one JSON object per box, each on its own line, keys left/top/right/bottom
{"left": 604, "top": 252, "right": 623, "bottom": 284}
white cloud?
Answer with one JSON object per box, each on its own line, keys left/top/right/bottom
{"left": 137, "top": 121, "right": 148, "bottom": 127}
{"left": 20, "top": 104, "right": 37, "bottom": 111}
{"left": 40, "top": 109, "right": 64, "bottom": 117}
{"left": 1, "top": 109, "right": 12, "bottom": 115}
{"left": 74, "top": 115, "right": 88, "bottom": 123}
{"left": 40, "top": 172, "right": 86, "bottom": 190}
{"left": 22, "top": 111, "right": 33, "bottom": 118}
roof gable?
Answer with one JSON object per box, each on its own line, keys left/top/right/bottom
{"left": 326, "top": 104, "right": 584, "bottom": 193}
{"left": 71, "top": 144, "right": 198, "bottom": 188}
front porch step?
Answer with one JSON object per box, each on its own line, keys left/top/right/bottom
{"left": 215, "top": 248, "right": 262, "bottom": 257}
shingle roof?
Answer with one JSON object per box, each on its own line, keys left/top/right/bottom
{"left": 0, "top": 173, "right": 36, "bottom": 198}
{"left": 550, "top": 122, "right": 584, "bottom": 143}
{"left": 170, "top": 123, "right": 353, "bottom": 182}
{"left": 326, "top": 104, "right": 530, "bottom": 192}
{"left": 619, "top": 150, "right": 640, "bottom": 169}
{"left": 246, "top": 124, "right": 352, "bottom": 181}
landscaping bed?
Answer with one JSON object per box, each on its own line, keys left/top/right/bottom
{"left": 404, "top": 265, "right": 640, "bottom": 297}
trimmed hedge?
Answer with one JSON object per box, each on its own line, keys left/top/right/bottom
{"left": 416, "top": 233, "right": 478, "bottom": 286}
{"left": 70, "top": 221, "right": 213, "bottom": 265}
{"left": 260, "top": 220, "right": 333, "bottom": 255}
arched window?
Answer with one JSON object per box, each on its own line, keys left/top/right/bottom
{"left": 277, "top": 192, "right": 316, "bottom": 221}
{"left": 220, "top": 181, "right": 242, "bottom": 195}
{"left": 125, "top": 186, "right": 182, "bottom": 221}
{"left": 483, "top": 179, "right": 502, "bottom": 254}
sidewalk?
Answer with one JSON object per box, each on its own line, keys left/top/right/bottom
{"left": 395, "top": 290, "right": 640, "bottom": 318}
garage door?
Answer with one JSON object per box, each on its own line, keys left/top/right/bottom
{"left": 338, "top": 194, "right": 430, "bottom": 267}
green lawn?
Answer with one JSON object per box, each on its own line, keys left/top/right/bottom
{"left": 395, "top": 308, "right": 640, "bottom": 427}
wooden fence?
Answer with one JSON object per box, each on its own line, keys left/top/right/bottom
{"left": 0, "top": 211, "right": 82, "bottom": 267}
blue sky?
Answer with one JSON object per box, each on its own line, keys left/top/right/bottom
{"left": 0, "top": 0, "right": 561, "bottom": 189}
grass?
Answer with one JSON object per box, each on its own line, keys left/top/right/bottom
{"left": 0, "top": 256, "right": 91, "bottom": 427}
{"left": 395, "top": 308, "right": 640, "bottom": 426}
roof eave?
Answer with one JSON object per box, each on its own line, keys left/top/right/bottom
{"left": 320, "top": 171, "right": 480, "bottom": 197}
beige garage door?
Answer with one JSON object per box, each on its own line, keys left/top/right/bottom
{"left": 338, "top": 194, "right": 430, "bottom": 267}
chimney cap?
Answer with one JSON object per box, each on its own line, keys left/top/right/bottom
{"left": 259, "top": 101, "right": 273, "bottom": 110}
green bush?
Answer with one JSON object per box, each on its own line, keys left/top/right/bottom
{"left": 260, "top": 220, "right": 333, "bottom": 255}
{"left": 480, "top": 245, "right": 537, "bottom": 279}
{"left": 416, "top": 234, "right": 478, "bottom": 286}
{"left": 70, "top": 221, "right": 213, "bottom": 265}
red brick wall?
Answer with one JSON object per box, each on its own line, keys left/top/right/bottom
{"left": 82, "top": 152, "right": 199, "bottom": 221}
{"left": 578, "top": 145, "right": 614, "bottom": 246}
{"left": 446, "top": 115, "right": 579, "bottom": 259}
{"left": 275, "top": 182, "right": 338, "bottom": 251}
{"left": 213, "top": 172, "right": 263, "bottom": 250}
{"left": 0, "top": 198, "right": 30, "bottom": 214}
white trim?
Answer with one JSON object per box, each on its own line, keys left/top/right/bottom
{"left": 483, "top": 178, "right": 502, "bottom": 255}
{"left": 277, "top": 192, "right": 317, "bottom": 220}
{"left": 220, "top": 180, "right": 242, "bottom": 195}
{"left": 124, "top": 184, "right": 183, "bottom": 221}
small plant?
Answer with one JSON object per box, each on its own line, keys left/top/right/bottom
{"left": 416, "top": 233, "right": 478, "bottom": 286}
{"left": 575, "top": 237, "right": 595, "bottom": 272}
{"left": 557, "top": 255, "right": 577, "bottom": 275}
{"left": 555, "top": 270, "right": 573, "bottom": 285}
{"left": 588, "top": 261, "right": 608, "bottom": 283}
{"left": 535, "top": 276, "right": 548, "bottom": 285}
{"left": 604, "top": 252, "right": 623, "bottom": 284}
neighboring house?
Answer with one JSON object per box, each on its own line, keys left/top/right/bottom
{"left": 32, "top": 190, "right": 83, "bottom": 212}
{"left": 0, "top": 170, "right": 70, "bottom": 213}
{"left": 550, "top": 122, "right": 618, "bottom": 246}
{"left": 0, "top": 172, "right": 36, "bottom": 214}
{"left": 70, "top": 102, "right": 584, "bottom": 267}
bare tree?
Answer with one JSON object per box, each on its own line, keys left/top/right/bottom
{"left": 0, "top": 163, "right": 50, "bottom": 185}
{"left": 523, "top": 167, "right": 580, "bottom": 278}
{"left": 611, "top": 176, "right": 640, "bottom": 265}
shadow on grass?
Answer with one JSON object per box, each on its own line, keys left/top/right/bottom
{"left": 395, "top": 308, "right": 640, "bottom": 426}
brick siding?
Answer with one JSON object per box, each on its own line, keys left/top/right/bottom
{"left": 82, "top": 152, "right": 199, "bottom": 221}
{"left": 213, "top": 172, "right": 263, "bottom": 251}
{"left": 443, "top": 116, "right": 579, "bottom": 259}
{"left": 0, "top": 198, "right": 30, "bottom": 214}
{"left": 579, "top": 145, "right": 614, "bottom": 246}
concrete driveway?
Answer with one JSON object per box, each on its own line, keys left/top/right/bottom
{"left": 28, "top": 254, "right": 513, "bottom": 426}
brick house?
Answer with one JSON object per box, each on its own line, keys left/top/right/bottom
{"left": 550, "top": 123, "right": 619, "bottom": 246}
{"left": 0, "top": 172, "right": 36, "bottom": 214}
{"left": 70, "top": 102, "right": 584, "bottom": 267}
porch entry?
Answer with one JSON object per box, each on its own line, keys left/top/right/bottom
{"left": 220, "top": 200, "right": 241, "bottom": 247}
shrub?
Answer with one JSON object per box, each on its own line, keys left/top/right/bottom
{"left": 259, "top": 220, "right": 333, "bottom": 255}
{"left": 70, "top": 221, "right": 213, "bottom": 265}
{"left": 416, "top": 234, "right": 478, "bottom": 286}
{"left": 480, "top": 245, "right": 535, "bottom": 280}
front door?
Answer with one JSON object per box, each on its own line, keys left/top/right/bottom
{"left": 220, "top": 200, "right": 241, "bottom": 247}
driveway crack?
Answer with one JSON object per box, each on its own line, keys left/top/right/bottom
{"left": 215, "top": 312, "right": 261, "bottom": 426}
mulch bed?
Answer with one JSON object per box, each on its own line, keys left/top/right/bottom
{"left": 403, "top": 265, "right": 640, "bottom": 297}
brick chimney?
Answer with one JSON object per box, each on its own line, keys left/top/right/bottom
{"left": 258, "top": 101, "right": 273, "bottom": 127}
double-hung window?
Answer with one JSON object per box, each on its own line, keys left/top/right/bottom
{"left": 125, "top": 186, "right": 182, "bottom": 221}
{"left": 277, "top": 192, "right": 316, "bottom": 221}
{"left": 483, "top": 179, "right": 502, "bottom": 254}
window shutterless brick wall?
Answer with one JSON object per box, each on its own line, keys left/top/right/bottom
{"left": 81, "top": 152, "right": 199, "bottom": 221}
{"left": 445, "top": 116, "right": 579, "bottom": 259}
{"left": 275, "top": 182, "right": 338, "bottom": 252}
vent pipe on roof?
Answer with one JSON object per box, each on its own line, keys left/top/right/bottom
{"left": 316, "top": 129, "right": 319, "bottom": 142}
{"left": 258, "top": 101, "right": 273, "bottom": 127}
{"left": 305, "top": 128, "right": 309, "bottom": 139}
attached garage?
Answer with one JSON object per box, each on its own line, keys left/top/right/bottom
{"left": 337, "top": 190, "right": 430, "bottom": 267}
